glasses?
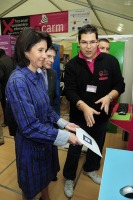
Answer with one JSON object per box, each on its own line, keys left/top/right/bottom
{"left": 80, "top": 40, "right": 97, "bottom": 46}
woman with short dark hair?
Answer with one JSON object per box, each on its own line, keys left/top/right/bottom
{"left": 6, "top": 27, "right": 81, "bottom": 200}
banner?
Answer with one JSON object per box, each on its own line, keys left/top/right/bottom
{"left": 30, "top": 11, "right": 68, "bottom": 33}
{"left": 1, "top": 9, "right": 91, "bottom": 36}
{"left": 1, "top": 16, "right": 30, "bottom": 36}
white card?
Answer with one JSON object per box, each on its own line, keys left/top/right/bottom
{"left": 76, "top": 128, "right": 102, "bottom": 157}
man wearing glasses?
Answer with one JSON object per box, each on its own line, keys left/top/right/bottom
{"left": 63, "top": 24, "right": 125, "bottom": 198}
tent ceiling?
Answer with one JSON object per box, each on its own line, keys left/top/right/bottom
{"left": 0, "top": 0, "right": 133, "bottom": 51}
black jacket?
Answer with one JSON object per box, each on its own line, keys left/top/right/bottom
{"left": 64, "top": 53, "right": 125, "bottom": 123}
{"left": 0, "top": 83, "right": 2, "bottom": 100}
{"left": 47, "top": 68, "right": 57, "bottom": 112}
{"left": 0, "top": 54, "right": 15, "bottom": 95}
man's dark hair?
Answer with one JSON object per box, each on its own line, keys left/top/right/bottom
{"left": 78, "top": 24, "right": 98, "bottom": 42}
{"left": 14, "top": 27, "right": 52, "bottom": 67}
{"left": 0, "top": 48, "right": 6, "bottom": 58}
{"left": 98, "top": 38, "right": 110, "bottom": 44}
{"left": 49, "top": 45, "right": 58, "bottom": 55}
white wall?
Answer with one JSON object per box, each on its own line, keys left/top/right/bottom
{"left": 121, "top": 37, "right": 133, "bottom": 104}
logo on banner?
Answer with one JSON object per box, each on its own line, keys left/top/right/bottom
{"left": 1, "top": 16, "right": 30, "bottom": 36}
{"left": 39, "top": 14, "right": 63, "bottom": 32}
{"left": 41, "top": 15, "right": 48, "bottom": 23}
{"left": 2, "top": 19, "right": 15, "bottom": 34}
{"left": 30, "top": 12, "right": 68, "bottom": 33}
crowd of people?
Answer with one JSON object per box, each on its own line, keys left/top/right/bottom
{"left": 0, "top": 25, "right": 125, "bottom": 199}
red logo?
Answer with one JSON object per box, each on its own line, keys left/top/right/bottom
{"left": 2, "top": 19, "right": 15, "bottom": 34}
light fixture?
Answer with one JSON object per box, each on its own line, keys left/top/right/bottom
{"left": 117, "top": 23, "right": 124, "bottom": 32}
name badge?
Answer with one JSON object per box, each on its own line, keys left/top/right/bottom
{"left": 86, "top": 85, "right": 97, "bottom": 93}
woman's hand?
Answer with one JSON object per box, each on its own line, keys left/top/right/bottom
{"left": 65, "top": 123, "right": 79, "bottom": 132}
{"left": 68, "top": 133, "right": 82, "bottom": 145}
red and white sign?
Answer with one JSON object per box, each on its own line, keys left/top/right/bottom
{"left": 30, "top": 11, "right": 68, "bottom": 33}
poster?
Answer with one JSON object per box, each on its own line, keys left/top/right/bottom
{"left": 68, "top": 9, "right": 91, "bottom": 32}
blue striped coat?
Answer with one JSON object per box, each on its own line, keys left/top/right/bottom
{"left": 6, "top": 66, "right": 60, "bottom": 199}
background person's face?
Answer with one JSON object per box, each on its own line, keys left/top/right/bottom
{"left": 43, "top": 49, "right": 56, "bottom": 69}
{"left": 98, "top": 41, "right": 110, "bottom": 54}
{"left": 79, "top": 33, "right": 98, "bottom": 60}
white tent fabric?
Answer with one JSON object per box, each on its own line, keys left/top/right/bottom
{"left": 0, "top": 0, "right": 132, "bottom": 34}
{"left": 0, "top": 0, "right": 133, "bottom": 50}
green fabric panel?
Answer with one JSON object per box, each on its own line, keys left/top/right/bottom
{"left": 109, "top": 42, "right": 125, "bottom": 72}
{"left": 72, "top": 42, "right": 79, "bottom": 58}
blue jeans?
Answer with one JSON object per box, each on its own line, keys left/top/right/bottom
{"left": 63, "top": 121, "right": 108, "bottom": 180}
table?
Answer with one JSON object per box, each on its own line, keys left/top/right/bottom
{"left": 110, "top": 104, "right": 133, "bottom": 150}
{"left": 98, "top": 148, "right": 133, "bottom": 200}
